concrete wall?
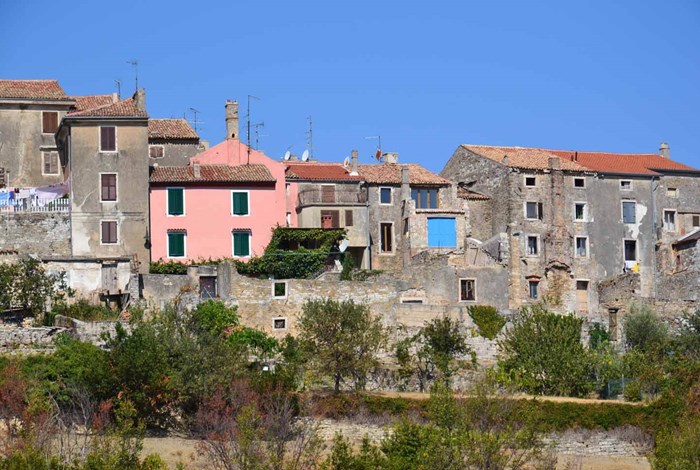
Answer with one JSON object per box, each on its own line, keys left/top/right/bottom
{"left": 0, "top": 212, "right": 70, "bottom": 256}
{"left": 44, "top": 259, "right": 132, "bottom": 299}
{"left": 148, "top": 140, "right": 200, "bottom": 167}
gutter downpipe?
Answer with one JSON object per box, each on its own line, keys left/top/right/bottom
{"left": 650, "top": 176, "right": 657, "bottom": 299}
{"left": 364, "top": 182, "right": 372, "bottom": 270}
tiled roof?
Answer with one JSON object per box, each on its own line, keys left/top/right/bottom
{"left": 67, "top": 97, "right": 147, "bottom": 118}
{"left": 358, "top": 163, "right": 451, "bottom": 185}
{"left": 148, "top": 119, "right": 199, "bottom": 140}
{"left": 285, "top": 163, "right": 362, "bottom": 182}
{"left": 462, "top": 145, "right": 587, "bottom": 172}
{"left": 72, "top": 94, "right": 114, "bottom": 111}
{"left": 457, "top": 187, "right": 490, "bottom": 200}
{"left": 0, "top": 79, "right": 70, "bottom": 100}
{"left": 150, "top": 164, "right": 276, "bottom": 184}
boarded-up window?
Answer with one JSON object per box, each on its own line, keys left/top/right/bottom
{"left": 233, "top": 231, "right": 251, "bottom": 257}
{"left": 42, "top": 112, "right": 58, "bottom": 134}
{"left": 345, "top": 210, "right": 353, "bottom": 227}
{"left": 100, "top": 127, "right": 116, "bottom": 151}
{"left": 101, "top": 220, "right": 117, "bottom": 244}
{"left": 321, "top": 210, "right": 339, "bottom": 228}
{"left": 622, "top": 201, "right": 636, "bottom": 224}
{"left": 380, "top": 222, "right": 393, "bottom": 252}
{"left": 459, "top": 279, "right": 476, "bottom": 301}
{"left": 101, "top": 174, "right": 117, "bottom": 201}
{"left": 149, "top": 145, "right": 164, "bottom": 158}
{"left": 167, "top": 188, "right": 184, "bottom": 215}
{"left": 321, "top": 185, "right": 335, "bottom": 203}
{"left": 42, "top": 151, "right": 59, "bottom": 175}
{"left": 167, "top": 232, "right": 185, "bottom": 257}
{"left": 232, "top": 191, "right": 249, "bottom": 215}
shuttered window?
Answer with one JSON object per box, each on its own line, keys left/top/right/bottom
{"left": 232, "top": 192, "right": 249, "bottom": 215}
{"left": 167, "top": 188, "right": 184, "bottom": 215}
{"left": 345, "top": 210, "right": 354, "bottom": 227}
{"left": 42, "top": 151, "right": 59, "bottom": 175}
{"left": 101, "top": 221, "right": 118, "bottom": 244}
{"left": 100, "top": 174, "right": 117, "bottom": 201}
{"left": 622, "top": 201, "right": 636, "bottom": 224}
{"left": 100, "top": 127, "right": 116, "bottom": 152}
{"left": 42, "top": 112, "right": 58, "bottom": 134}
{"left": 149, "top": 145, "right": 164, "bottom": 158}
{"left": 233, "top": 231, "right": 251, "bottom": 257}
{"left": 167, "top": 232, "right": 186, "bottom": 257}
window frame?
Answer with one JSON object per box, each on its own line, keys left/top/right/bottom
{"left": 166, "top": 187, "right": 185, "bottom": 217}
{"left": 620, "top": 180, "right": 632, "bottom": 191}
{"left": 574, "top": 202, "right": 587, "bottom": 222}
{"left": 411, "top": 187, "right": 439, "bottom": 209}
{"left": 622, "top": 200, "right": 637, "bottom": 224}
{"left": 526, "top": 235, "right": 539, "bottom": 257}
{"left": 663, "top": 209, "right": 677, "bottom": 232}
{"left": 231, "top": 190, "right": 250, "bottom": 216}
{"left": 524, "top": 175, "right": 537, "bottom": 187}
{"left": 573, "top": 177, "right": 586, "bottom": 188}
{"left": 99, "top": 172, "right": 118, "bottom": 202}
{"left": 272, "top": 281, "right": 287, "bottom": 299}
{"left": 528, "top": 280, "right": 539, "bottom": 300}
{"left": 345, "top": 209, "right": 354, "bottom": 227}
{"left": 272, "top": 317, "right": 288, "bottom": 331}
{"left": 379, "top": 221, "right": 394, "bottom": 254}
{"left": 149, "top": 145, "right": 165, "bottom": 159}
{"left": 99, "top": 126, "right": 117, "bottom": 152}
{"left": 459, "top": 278, "right": 477, "bottom": 302}
{"left": 167, "top": 231, "right": 187, "bottom": 259}
{"left": 666, "top": 187, "right": 678, "bottom": 198}
{"left": 692, "top": 215, "right": 700, "bottom": 228}
{"left": 41, "top": 150, "right": 59, "bottom": 176}
{"left": 379, "top": 187, "right": 392, "bottom": 205}
{"left": 575, "top": 236, "right": 589, "bottom": 258}
{"left": 99, "top": 219, "right": 119, "bottom": 245}
{"left": 41, "top": 111, "right": 59, "bottom": 135}
{"left": 623, "top": 239, "right": 638, "bottom": 263}
{"left": 524, "top": 201, "right": 543, "bottom": 220}
{"left": 232, "top": 230, "right": 252, "bottom": 258}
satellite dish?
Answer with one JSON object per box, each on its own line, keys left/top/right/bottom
{"left": 342, "top": 156, "right": 350, "bottom": 168}
{"left": 339, "top": 239, "right": 349, "bottom": 253}
{"left": 301, "top": 149, "right": 309, "bottom": 161}
{"left": 283, "top": 151, "right": 291, "bottom": 161}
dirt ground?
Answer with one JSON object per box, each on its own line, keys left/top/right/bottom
{"left": 372, "top": 390, "right": 645, "bottom": 406}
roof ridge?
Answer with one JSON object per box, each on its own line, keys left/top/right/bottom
{"left": 463, "top": 143, "right": 662, "bottom": 157}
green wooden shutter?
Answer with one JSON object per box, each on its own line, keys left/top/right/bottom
{"left": 233, "top": 232, "right": 250, "bottom": 256}
{"left": 168, "top": 188, "right": 184, "bottom": 215}
{"left": 168, "top": 233, "right": 185, "bottom": 257}
{"left": 232, "top": 192, "right": 249, "bottom": 215}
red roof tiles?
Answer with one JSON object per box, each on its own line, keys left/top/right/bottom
{"left": 67, "top": 97, "right": 147, "bottom": 118}
{"left": 150, "top": 164, "right": 276, "bottom": 184}
{"left": 462, "top": 145, "right": 587, "bottom": 172}
{"left": 148, "top": 119, "right": 199, "bottom": 140}
{"left": 285, "top": 163, "right": 361, "bottom": 182}
{"left": 0, "top": 80, "right": 70, "bottom": 100}
{"left": 72, "top": 94, "right": 115, "bottom": 111}
{"left": 358, "top": 163, "right": 451, "bottom": 185}
{"left": 457, "top": 187, "right": 490, "bottom": 200}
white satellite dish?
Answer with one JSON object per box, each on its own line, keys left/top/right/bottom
{"left": 283, "top": 150, "right": 291, "bottom": 161}
{"left": 342, "top": 156, "right": 350, "bottom": 168}
{"left": 339, "top": 239, "right": 349, "bottom": 253}
{"left": 301, "top": 149, "right": 309, "bottom": 161}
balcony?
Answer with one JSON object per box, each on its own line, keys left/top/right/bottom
{"left": 297, "top": 188, "right": 367, "bottom": 208}
{"left": 0, "top": 197, "right": 70, "bottom": 213}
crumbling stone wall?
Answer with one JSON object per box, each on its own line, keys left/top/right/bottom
{"left": 0, "top": 325, "right": 66, "bottom": 352}
{"left": 0, "top": 212, "right": 70, "bottom": 257}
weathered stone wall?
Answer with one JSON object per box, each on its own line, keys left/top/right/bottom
{"left": 54, "top": 315, "right": 126, "bottom": 346}
{"left": 148, "top": 140, "right": 200, "bottom": 167}
{"left": 0, "top": 212, "right": 70, "bottom": 256}
{"left": 141, "top": 273, "right": 194, "bottom": 308}
{"left": 0, "top": 325, "right": 66, "bottom": 352}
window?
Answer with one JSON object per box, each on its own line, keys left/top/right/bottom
{"left": 524, "top": 176, "right": 537, "bottom": 187}
{"left": 576, "top": 280, "right": 589, "bottom": 312}
{"left": 622, "top": 201, "right": 636, "bottom": 224}
{"left": 345, "top": 210, "right": 354, "bottom": 227}
{"left": 575, "top": 237, "right": 588, "bottom": 257}
{"left": 624, "top": 240, "right": 637, "bottom": 262}
{"left": 573, "top": 177, "right": 585, "bottom": 188}
{"left": 286, "top": 212, "right": 291, "bottom": 227}
{"left": 379, "top": 187, "right": 392, "bottom": 204}
{"left": 167, "top": 188, "right": 184, "bottom": 216}
{"left": 667, "top": 187, "right": 677, "bottom": 198}
{"left": 525, "top": 202, "right": 543, "bottom": 220}
{"left": 273, "top": 318, "right": 287, "bottom": 330}
{"left": 620, "top": 180, "right": 632, "bottom": 191}
{"left": 232, "top": 231, "right": 251, "bottom": 257}
{"left": 321, "top": 210, "right": 339, "bottom": 228}
{"left": 200, "top": 276, "right": 217, "bottom": 299}
{"left": 167, "top": 232, "right": 186, "bottom": 258}
{"left": 528, "top": 280, "right": 539, "bottom": 300}
{"left": 411, "top": 188, "right": 439, "bottom": 208}
{"left": 380, "top": 222, "right": 393, "bottom": 253}
{"left": 574, "top": 202, "right": 586, "bottom": 221}
{"left": 459, "top": 279, "right": 476, "bottom": 302}
{"left": 100, "top": 220, "right": 118, "bottom": 244}
{"left": 427, "top": 217, "right": 456, "bottom": 248}
{"left": 663, "top": 210, "right": 677, "bottom": 232}
{"left": 149, "top": 145, "right": 164, "bottom": 159}
{"left": 693, "top": 215, "right": 700, "bottom": 228}
{"left": 321, "top": 185, "right": 335, "bottom": 203}
{"left": 232, "top": 191, "right": 249, "bottom": 216}
{"left": 272, "top": 281, "right": 287, "bottom": 298}
{"left": 42, "top": 151, "right": 59, "bottom": 175}
{"left": 99, "top": 126, "right": 116, "bottom": 152}
{"left": 526, "top": 236, "right": 539, "bottom": 256}
{"left": 100, "top": 174, "right": 117, "bottom": 201}
{"left": 42, "top": 112, "right": 58, "bottom": 134}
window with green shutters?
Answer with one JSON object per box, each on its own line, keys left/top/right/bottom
{"left": 232, "top": 191, "right": 249, "bottom": 216}
{"left": 233, "top": 231, "right": 251, "bottom": 257}
{"left": 168, "top": 233, "right": 186, "bottom": 258}
{"left": 167, "top": 188, "right": 184, "bottom": 216}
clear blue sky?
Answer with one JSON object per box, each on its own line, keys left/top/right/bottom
{"left": 2, "top": 0, "right": 699, "bottom": 172}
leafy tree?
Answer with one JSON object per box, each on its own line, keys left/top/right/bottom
{"left": 624, "top": 304, "right": 669, "bottom": 354}
{"left": 191, "top": 300, "right": 239, "bottom": 335}
{"left": 298, "top": 298, "right": 387, "bottom": 392}
{"left": 674, "top": 309, "right": 700, "bottom": 361}
{"left": 468, "top": 305, "right": 506, "bottom": 340}
{"left": 651, "top": 416, "right": 700, "bottom": 470}
{"left": 0, "top": 257, "right": 69, "bottom": 317}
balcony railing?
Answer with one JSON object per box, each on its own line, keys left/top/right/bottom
{"left": 0, "top": 197, "right": 70, "bottom": 213}
{"left": 297, "top": 189, "right": 367, "bottom": 207}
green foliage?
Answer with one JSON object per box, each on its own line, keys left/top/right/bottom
{"left": 48, "top": 299, "right": 120, "bottom": 324}
{"left": 191, "top": 300, "right": 239, "bottom": 335}
{"left": 227, "top": 326, "right": 280, "bottom": 358}
{"left": 467, "top": 305, "right": 506, "bottom": 340}
{"left": 651, "top": 415, "right": 700, "bottom": 470}
{"left": 0, "top": 257, "right": 70, "bottom": 316}
{"left": 497, "top": 305, "right": 594, "bottom": 397}
{"left": 673, "top": 309, "right": 700, "bottom": 360}
{"left": 588, "top": 323, "right": 610, "bottom": 349}
{"left": 298, "top": 298, "right": 387, "bottom": 392}
{"left": 624, "top": 304, "right": 669, "bottom": 353}
{"left": 148, "top": 260, "right": 190, "bottom": 274}
{"left": 339, "top": 253, "right": 355, "bottom": 281}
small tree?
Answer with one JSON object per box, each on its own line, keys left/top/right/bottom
{"left": 298, "top": 298, "right": 387, "bottom": 392}
{"left": 0, "top": 257, "right": 69, "bottom": 317}
{"left": 623, "top": 304, "right": 669, "bottom": 354}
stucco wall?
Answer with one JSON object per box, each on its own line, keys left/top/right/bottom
{"left": 148, "top": 140, "right": 200, "bottom": 167}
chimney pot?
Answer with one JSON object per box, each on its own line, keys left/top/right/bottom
{"left": 111, "top": 92, "right": 119, "bottom": 103}
{"left": 350, "top": 149, "right": 359, "bottom": 176}
{"left": 225, "top": 100, "right": 239, "bottom": 140}
{"left": 659, "top": 142, "right": 670, "bottom": 158}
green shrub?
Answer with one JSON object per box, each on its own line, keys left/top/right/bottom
{"left": 191, "top": 300, "right": 239, "bottom": 335}
{"left": 49, "top": 299, "right": 120, "bottom": 323}
{"left": 468, "top": 305, "right": 506, "bottom": 340}
{"left": 340, "top": 253, "right": 355, "bottom": 281}
{"left": 651, "top": 416, "right": 700, "bottom": 469}
{"left": 149, "top": 260, "right": 190, "bottom": 274}
{"left": 588, "top": 323, "right": 610, "bottom": 349}
{"left": 624, "top": 304, "right": 669, "bottom": 353}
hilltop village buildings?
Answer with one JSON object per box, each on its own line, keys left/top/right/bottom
{"left": 1, "top": 78, "right": 699, "bottom": 338}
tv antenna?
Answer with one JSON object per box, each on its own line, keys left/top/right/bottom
{"left": 189, "top": 108, "right": 203, "bottom": 133}
{"left": 306, "top": 115, "right": 314, "bottom": 159}
{"left": 126, "top": 59, "right": 139, "bottom": 92}
{"left": 114, "top": 79, "right": 121, "bottom": 99}
{"left": 365, "top": 135, "right": 382, "bottom": 161}
{"left": 246, "top": 95, "right": 260, "bottom": 164}
{"left": 252, "top": 122, "right": 265, "bottom": 149}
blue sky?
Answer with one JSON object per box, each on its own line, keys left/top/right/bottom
{"left": 1, "top": 0, "right": 699, "bottom": 172}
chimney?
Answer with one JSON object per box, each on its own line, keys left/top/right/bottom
{"left": 198, "top": 139, "right": 210, "bottom": 151}
{"left": 502, "top": 155, "right": 509, "bottom": 166}
{"left": 225, "top": 100, "right": 239, "bottom": 140}
{"left": 111, "top": 92, "right": 119, "bottom": 103}
{"left": 134, "top": 88, "right": 146, "bottom": 112}
{"left": 193, "top": 162, "right": 201, "bottom": 179}
{"left": 350, "top": 149, "right": 359, "bottom": 176}
{"left": 401, "top": 165, "right": 410, "bottom": 201}
{"left": 659, "top": 142, "right": 670, "bottom": 158}
{"left": 384, "top": 152, "right": 398, "bottom": 164}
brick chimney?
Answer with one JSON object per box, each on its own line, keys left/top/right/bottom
{"left": 401, "top": 165, "right": 410, "bottom": 201}
{"left": 659, "top": 142, "right": 670, "bottom": 158}
{"left": 225, "top": 100, "right": 239, "bottom": 140}
{"left": 134, "top": 88, "right": 146, "bottom": 112}
{"left": 350, "top": 149, "right": 359, "bottom": 176}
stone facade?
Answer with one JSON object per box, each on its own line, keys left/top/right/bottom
{"left": 0, "top": 212, "right": 70, "bottom": 256}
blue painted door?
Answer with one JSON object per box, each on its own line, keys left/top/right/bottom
{"left": 427, "top": 217, "right": 456, "bottom": 247}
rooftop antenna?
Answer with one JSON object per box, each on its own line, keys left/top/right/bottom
{"left": 253, "top": 122, "right": 265, "bottom": 149}
{"left": 365, "top": 135, "right": 382, "bottom": 161}
{"left": 246, "top": 95, "right": 260, "bottom": 164}
{"left": 306, "top": 115, "right": 314, "bottom": 159}
{"left": 189, "top": 107, "right": 201, "bottom": 134}
{"left": 114, "top": 79, "right": 121, "bottom": 99}
{"left": 126, "top": 59, "right": 138, "bottom": 92}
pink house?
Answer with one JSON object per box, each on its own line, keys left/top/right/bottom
{"left": 149, "top": 139, "right": 288, "bottom": 262}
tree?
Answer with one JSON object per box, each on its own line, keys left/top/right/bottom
{"left": 0, "top": 257, "right": 69, "bottom": 317}
{"left": 623, "top": 304, "right": 669, "bottom": 354}
{"left": 298, "top": 298, "right": 387, "bottom": 392}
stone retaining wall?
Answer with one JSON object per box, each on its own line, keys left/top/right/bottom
{"left": 0, "top": 212, "right": 70, "bottom": 257}
{"left": 0, "top": 325, "right": 66, "bottom": 351}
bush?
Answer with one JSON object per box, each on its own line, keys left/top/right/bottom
{"left": 468, "top": 305, "right": 506, "bottom": 340}
{"left": 588, "top": 323, "right": 610, "bottom": 349}
{"left": 191, "top": 300, "right": 239, "bottom": 335}
{"left": 624, "top": 304, "right": 669, "bottom": 353}
{"left": 651, "top": 415, "right": 700, "bottom": 469}
{"left": 49, "top": 299, "right": 120, "bottom": 324}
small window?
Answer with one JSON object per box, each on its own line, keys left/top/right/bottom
{"left": 693, "top": 215, "right": 700, "bottom": 228}
{"left": 574, "top": 203, "right": 586, "bottom": 221}
{"left": 573, "top": 177, "right": 585, "bottom": 188}
{"left": 42, "top": 111, "right": 58, "bottom": 134}
{"left": 272, "top": 281, "right": 287, "bottom": 298}
{"left": 622, "top": 201, "right": 636, "bottom": 224}
{"left": 663, "top": 210, "right": 676, "bottom": 232}
{"left": 380, "top": 222, "right": 393, "bottom": 253}
{"left": 526, "top": 236, "right": 539, "bottom": 256}
{"left": 667, "top": 188, "right": 677, "bottom": 198}
{"left": 411, "top": 188, "right": 439, "bottom": 209}
{"left": 321, "top": 210, "right": 339, "bottom": 228}
{"left": 624, "top": 240, "right": 637, "bottom": 262}
{"left": 149, "top": 145, "right": 164, "bottom": 159}
{"left": 380, "top": 187, "right": 392, "bottom": 204}
{"left": 345, "top": 210, "right": 354, "bottom": 227}
{"left": 273, "top": 318, "right": 287, "bottom": 330}
{"left": 232, "top": 231, "right": 251, "bottom": 257}
{"left": 167, "top": 188, "right": 184, "bottom": 216}
{"left": 99, "top": 126, "right": 116, "bottom": 152}
{"left": 200, "top": 276, "right": 217, "bottom": 299}
{"left": 42, "top": 151, "right": 59, "bottom": 175}
{"left": 232, "top": 191, "right": 250, "bottom": 216}
{"left": 100, "top": 220, "right": 118, "bottom": 244}
{"left": 459, "top": 279, "right": 476, "bottom": 302}
{"left": 100, "top": 174, "right": 117, "bottom": 201}
{"left": 525, "top": 201, "right": 543, "bottom": 220}
{"left": 620, "top": 180, "right": 632, "bottom": 191}
{"left": 575, "top": 237, "right": 588, "bottom": 257}
{"left": 528, "top": 280, "right": 539, "bottom": 300}
{"left": 524, "top": 176, "right": 537, "bottom": 187}
{"left": 167, "top": 232, "right": 186, "bottom": 258}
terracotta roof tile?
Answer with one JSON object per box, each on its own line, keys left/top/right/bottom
{"left": 462, "top": 145, "right": 587, "bottom": 172}
{"left": 457, "top": 187, "right": 490, "bottom": 200}
{"left": 148, "top": 119, "right": 199, "bottom": 140}
{"left": 0, "top": 79, "right": 70, "bottom": 100}
{"left": 150, "top": 164, "right": 276, "bottom": 184}
{"left": 67, "top": 97, "right": 147, "bottom": 118}
{"left": 285, "top": 163, "right": 361, "bottom": 182}
{"left": 358, "top": 163, "right": 451, "bottom": 185}
{"left": 72, "top": 94, "right": 114, "bottom": 111}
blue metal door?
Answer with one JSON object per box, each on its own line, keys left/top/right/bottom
{"left": 427, "top": 217, "right": 456, "bottom": 247}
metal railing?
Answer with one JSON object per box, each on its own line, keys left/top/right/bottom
{"left": 297, "top": 189, "right": 367, "bottom": 207}
{"left": 0, "top": 197, "right": 70, "bottom": 213}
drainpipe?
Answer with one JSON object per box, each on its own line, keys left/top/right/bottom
{"left": 68, "top": 129, "right": 73, "bottom": 258}
{"left": 650, "top": 176, "right": 657, "bottom": 299}
{"left": 364, "top": 182, "right": 372, "bottom": 270}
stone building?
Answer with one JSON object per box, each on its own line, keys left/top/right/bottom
{"left": 441, "top": 143, "right": 700, "bottom": 324}
{"left": 147, "top": 118, "right": 201, "bottom": 166}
